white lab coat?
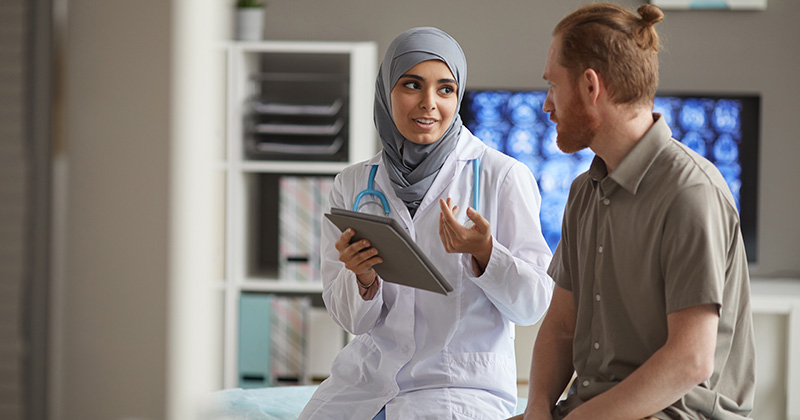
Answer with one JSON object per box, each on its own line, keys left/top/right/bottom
{"left": 299, "top": 129, "right": 554, "bottom": 420}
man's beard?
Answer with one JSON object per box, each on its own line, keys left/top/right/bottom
{"left": 555, "top": 93, "right": 599, "bottom": 154}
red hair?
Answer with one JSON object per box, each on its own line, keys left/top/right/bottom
{"left": 554, "top": 3, "right": 664, "bottom": 107}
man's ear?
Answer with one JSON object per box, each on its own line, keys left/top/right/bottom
{"left": 582, "top": 68, "right": 601, "bottom": 105}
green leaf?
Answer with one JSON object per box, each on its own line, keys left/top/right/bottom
{"left": 235, "top": 0, "right": 265, "bottom": 8}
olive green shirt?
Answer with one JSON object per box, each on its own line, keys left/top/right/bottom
{"left": 549, "top": 115, "right": 755, "bottom": 419}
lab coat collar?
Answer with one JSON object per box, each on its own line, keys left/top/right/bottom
{"left": 454, "top": 127, "right": 484, "bottom": 162}
{"left": 360, "top": 128, "right": 485, "bottom": 228}
{"left": 416, "top": 128, "right": 484, "bottom": 218}
{"left": 360, "top": 153, "right": 417, "bottom": 231}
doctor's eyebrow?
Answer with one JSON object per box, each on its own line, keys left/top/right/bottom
{"left": 399, "top": 73, "right": 457, "bottom": 85}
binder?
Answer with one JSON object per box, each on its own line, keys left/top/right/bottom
{"left": 238, "top": 294, "right": 272, "bottom": 388}
{"left": 324, "top": 208, "right": 453, "bottom": 295}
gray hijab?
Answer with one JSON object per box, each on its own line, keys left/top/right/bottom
{"left": 374, "top": 27, "right": 467, "bottom": 217}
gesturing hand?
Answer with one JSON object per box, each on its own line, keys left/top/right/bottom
{"left": 438, "top": 198, "right": 493, "bottom": 274}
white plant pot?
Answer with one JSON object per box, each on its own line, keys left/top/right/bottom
{"left": 235, "top": 8, "right": 264, "bottom": 41}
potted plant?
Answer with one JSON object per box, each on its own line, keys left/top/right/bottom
{"left": 235, "top": 0, "right": 266, "bottom": 41}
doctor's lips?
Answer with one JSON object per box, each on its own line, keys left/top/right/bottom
{"left": 413, "top": 117, "right": 439, "bottom": 128}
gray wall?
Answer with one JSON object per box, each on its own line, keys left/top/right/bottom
{"left": 1, "top": 1, "right": 29, "bottom": 419}
{"left": 59, "top": 1, "right": 172, "bottom": 418}
{"left": 261, "top": 0, "right": 800, "bottom": 276}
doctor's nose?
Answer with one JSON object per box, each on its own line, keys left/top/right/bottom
{"left": 419, "top": 90, "right": 437, "bottom": 111}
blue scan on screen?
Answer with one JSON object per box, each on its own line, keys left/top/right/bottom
{"left": 461, "top": 90, "right": 759, "bottom": 261}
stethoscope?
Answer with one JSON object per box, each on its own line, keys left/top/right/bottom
{"left": 352, "top": 158, "right": 481, "bottom": 216}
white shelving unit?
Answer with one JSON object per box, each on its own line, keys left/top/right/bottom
{"left": 221, "top": 41, "right": 378, "bottom": 388}
{"left": 749, "top": 278, "right": 800, "bottom": 420}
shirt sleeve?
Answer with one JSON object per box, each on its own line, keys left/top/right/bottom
{"left": 320, "top": 171, "right": 384, "bottom": 335}
{"left": 660, "top": 183, "right": 735, "bottom": 314}
{"left": 470, "top": 161, "right": 554, "bottom": 326}
{"left": 547, "top": 173, "right": 591, "bottom": 295}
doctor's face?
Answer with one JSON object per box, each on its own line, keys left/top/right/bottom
{"left": 391, "top": 59, "right": 458, "bottom": 145}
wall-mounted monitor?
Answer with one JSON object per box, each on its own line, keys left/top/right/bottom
{"left": 460, "top": 90, "right": 760, "bottom": 262}
{"left": 650, "top": 0, "right": 767, "bottom": 10}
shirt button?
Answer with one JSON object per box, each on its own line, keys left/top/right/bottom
{"left": 594, "top": 342, "right": 600, "bottom": 350}
{"left": 603, "top": 198, "right": 610, "bottom": 205}
{"left": 582, "top": 380, "right": 590, "bottom": 387}
{"left": 595, "top": 294, "right": 601, "bottom": 301}
{"left": 598, "top": 245, "right": 604, "bottom": 253}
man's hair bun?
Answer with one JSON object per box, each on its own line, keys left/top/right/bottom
{"left": 638, "top": 4, "right": 664, "bottom": 25}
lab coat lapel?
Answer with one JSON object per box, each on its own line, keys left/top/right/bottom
{"left": 416, "top": 155, "right": 457, "bottom": 219}
{"left": 373, "top": 157, "right": 416, "bottom": 237}
{"left": 416, "top": 130, "right": 482, "bottom": 219}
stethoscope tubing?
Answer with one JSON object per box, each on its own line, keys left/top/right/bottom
{"left": 353, "top": 158, "right": 480, "bottom": 216}
{"left": 352, "top": 164, "right": 391, "bottom": 215}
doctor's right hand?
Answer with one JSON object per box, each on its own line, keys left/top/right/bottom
{"left": 335, "top": 228, "right": 383, "bottom": 300}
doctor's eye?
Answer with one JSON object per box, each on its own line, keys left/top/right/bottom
{"left": 439, "top": 85, "right": 456, "bottom": 95}
{"left": 401, "top": 80, "right": 421, "bottom": 90}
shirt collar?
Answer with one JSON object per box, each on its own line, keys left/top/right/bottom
{"left": 597, "top": 113, "right": 672, "bottom": 195}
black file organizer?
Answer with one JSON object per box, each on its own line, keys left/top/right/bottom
{"left": 244, "top": 52, "right": 351, "bottom": 162}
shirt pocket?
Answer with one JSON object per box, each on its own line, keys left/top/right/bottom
{"left": 445, "top": 351, "right": 516, "bottom": 393}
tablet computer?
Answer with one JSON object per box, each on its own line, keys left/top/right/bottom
{"left": 324, "top": 208, "right": 452, "bottom": 295}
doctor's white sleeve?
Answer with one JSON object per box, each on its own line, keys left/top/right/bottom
{"left": 469, "top": 161, "right": 554, "bottom": 326}
{"left": 319, "top": 173, "right": 383, "bottom": 335}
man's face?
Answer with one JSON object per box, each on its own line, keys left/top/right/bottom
{"left": 542, "top": 35, "right": 599, "bottom": 154}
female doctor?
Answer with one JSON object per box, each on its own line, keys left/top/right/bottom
{"left": 299, "top": 27, "right": 553, "bottom": 420}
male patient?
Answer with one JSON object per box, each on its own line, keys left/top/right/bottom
{"left": 514, "top": 3, "right": 755, "bottom": 419}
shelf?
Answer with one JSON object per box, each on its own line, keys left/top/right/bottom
{"left": 253, "top": 98, "right": 344, "bottom": 116}
{"left": 750, "top": 277, "right": 800, "bottom": 314}
{"left": 748, "top": 277, "right": 800, "bottom": 420}
{"left": 229, "top": 40, "right": 378, "bottom": 54}
{"left": 221, "top": 40, "right": 378, "bottom": 389}
{"left": 251, "top": 72, "right": 348, "bottom": 83}
{"left": 247, "top": 137, "right": 344, "bottom": 156}
{"left": 254, "top": 119, "right": 344, "bottom": 136}
{"left": 240, "top": 280, "right": 324, "bottom": 294}
{"left": 238, "top": 160, "right": 350, "bottom": 174}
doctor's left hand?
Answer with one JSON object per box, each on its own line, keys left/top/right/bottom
{"left": 439, "top": 198, "right": 493, "bottom": 275}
